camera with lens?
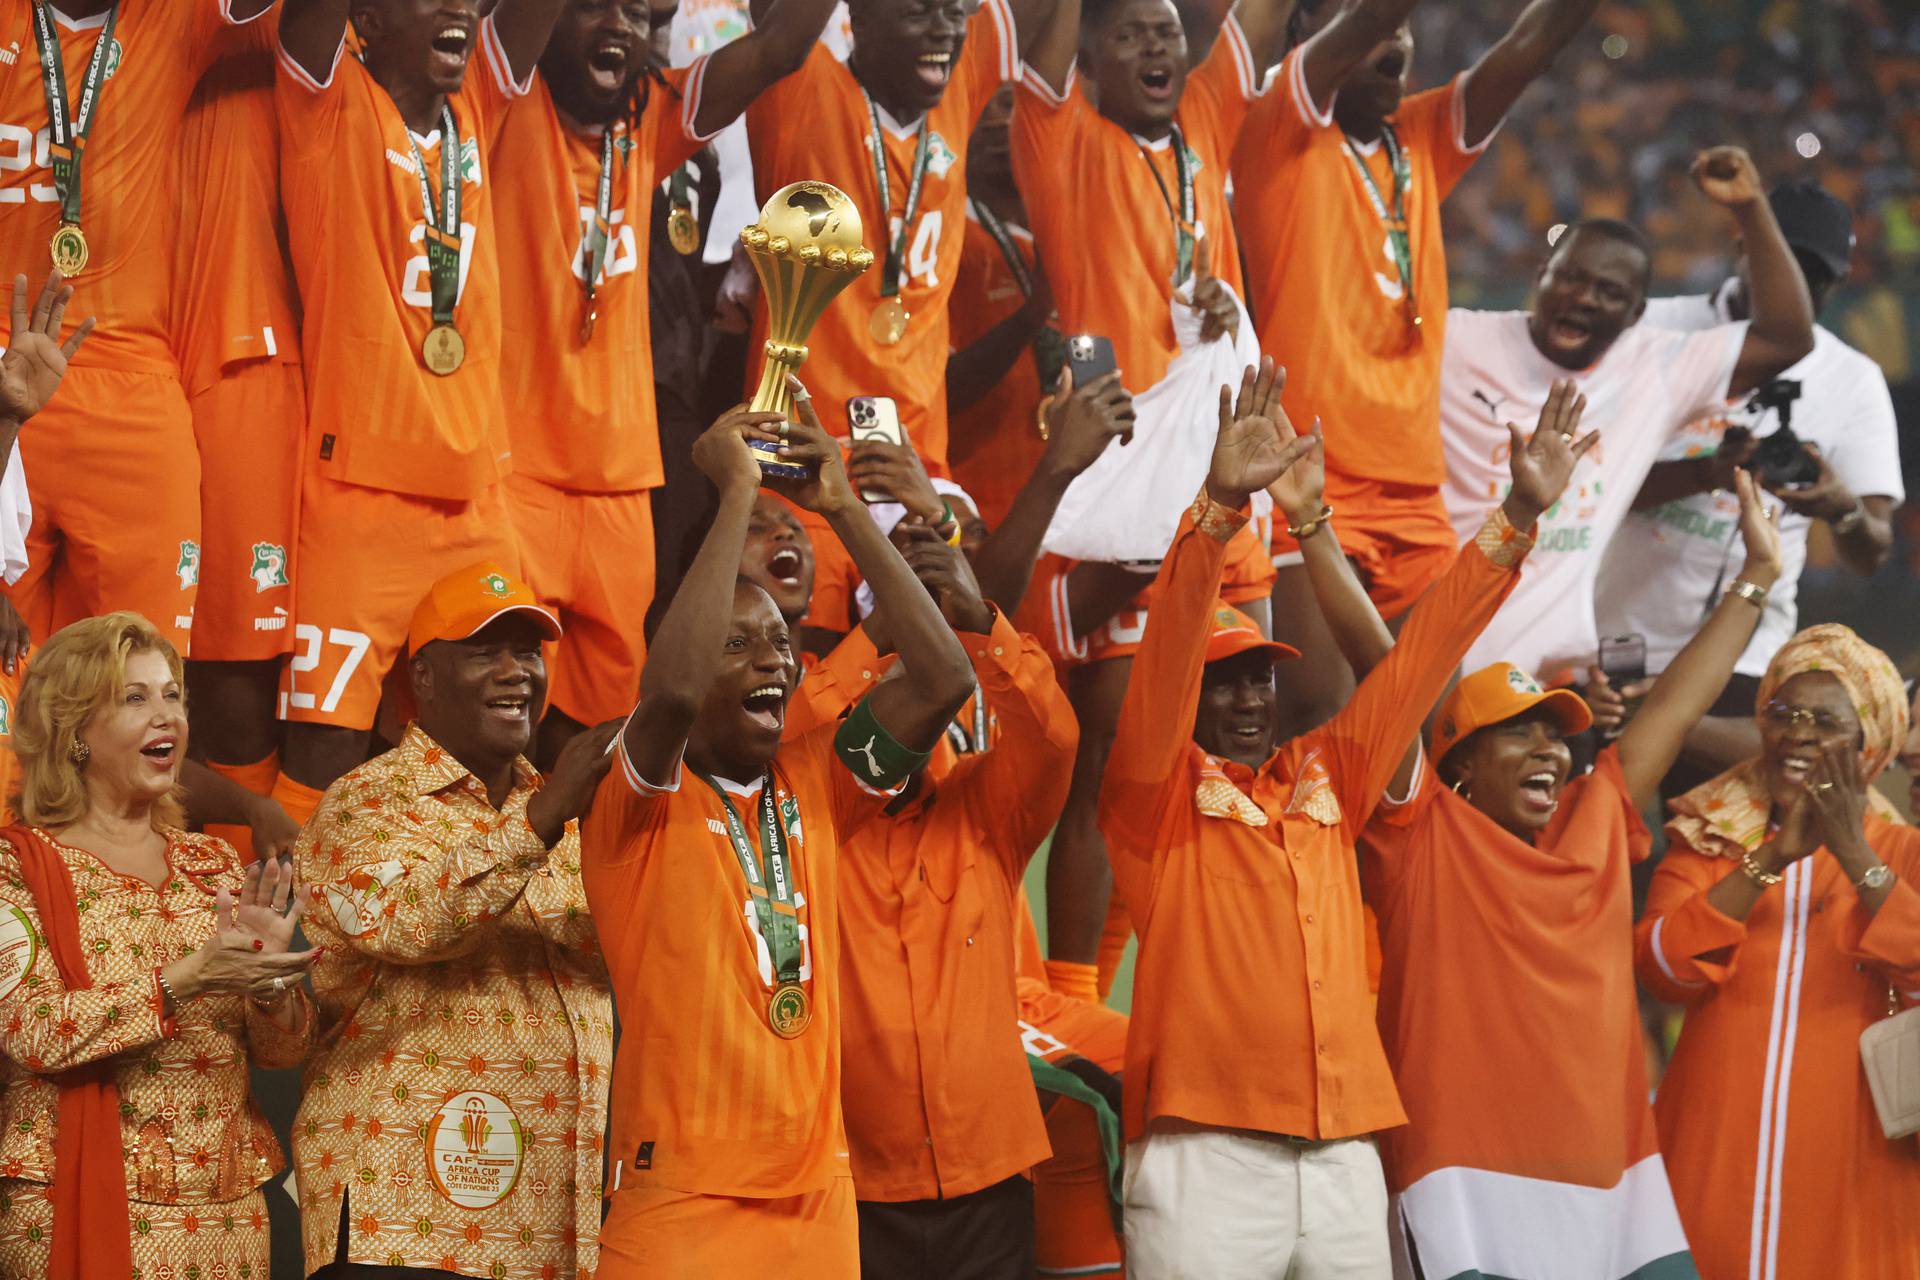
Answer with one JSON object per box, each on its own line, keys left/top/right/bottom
{"left": 1745, "top": 378, "right": 1820, "bottom": 489}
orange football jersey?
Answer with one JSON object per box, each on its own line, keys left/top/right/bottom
{"left": 745, "top": 0, "right": 1021, "bottom": 477}
{"left": 1231, "top": 50, "right": 1484, "bottom": 488}
{"left": 173, "top": 49, "right": 302, "bottom": 398}
{"left": 1011, "top": 16, "right": 1260, "bottom": 397}
{"left": 0, "top": 0, "right": 270, "bottom": 374}
{"left": 947, "top": 206, "right": 1047, "bottom": 531}
{"left": 494, "top": 60, "right": 713, "bottom": 493}
{"left": 275, "top": 22, "right": 521, "bottom": 501}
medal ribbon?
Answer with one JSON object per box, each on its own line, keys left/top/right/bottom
{"left": 1342, "top": 125, "right": 1417, "bottom": 318}
{"left": 697, "top": 772, "right": 803, "bottom": 986}
{"left": 579, "top": 126, "right": 619, "bottom": 306}
{"left": 865, "top": 96, "right": 933, "bottom": 302}
{"left": 668, "top": 165, "right": 694, "bottom": 217}
{"left": 403, "top": 105, "right": 464, "bottom": 328}
{"left": 969, "top": 197, "right": 1065, "bottom": 390}
{"left": 30, "top": 0, "right": 119, "bottom": 231}
{"left": 1137, "top": 125, "right": 1196, "bottom": 287}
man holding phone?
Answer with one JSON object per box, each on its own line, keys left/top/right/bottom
{"left": 1595, "top": 182, "right": 1902, "bottom": 779}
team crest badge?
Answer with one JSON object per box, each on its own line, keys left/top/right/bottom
{"left": 102, "top": 38, "right": 122, "bottom": 80}
{"left": 479, "top": 572, "right": 512, "bottom": 599}
{"left": 459, "top": 137, "right": 482, "bottom": 186}
{"left": 0, "top": 696, "right": 11, "bottom": 737}
{"left": 780, "top": 794, "right": 802, "bottom": 846}
{"left": 926, "top": 132, "right": 958, "bottom": 180}
{"left": 175, "top": 540, "right": 200, "bottom": 589}
{"left": 1506, "top": 668, "right": 1544, "bottom": 696}
{"left": 249, "top": 542, "right": 290, "bottom": 593}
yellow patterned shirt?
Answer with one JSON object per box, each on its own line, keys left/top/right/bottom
{"left": 0, "top": 828, "right": 313, "bottom": 1203}
{"left": 293, "top": 725, "right": 612, "bottom": 1279}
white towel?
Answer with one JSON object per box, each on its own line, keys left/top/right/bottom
{"left": 0, "top": 441, "right": 31, "bottom": 586}
{"left": 1042, "top": 278, "right": 1269, "bottom": 564}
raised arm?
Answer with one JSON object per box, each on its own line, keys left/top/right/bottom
{"left": 1615, "top": 469, "right": 1782, "bottom": 808}
{"left": 1457, "top": 0, "right": 1601, "bottom": 148}
{"left": 690, "top": 0, "right": 840, "bottom": 136}
{"left": 490, "top": 0, "right": 568, "bottom": 85}
{"left": 768, "top": 382, "right": 976, "bottom": 752}
{"left": 1296, "top": 0, "right": 1423, "bottom": 116}
{"left": 1691, "top": 148, "right": 1815, "bottom": 397}
{"left": 278, "top": 0, "right": 350, "bottom": 83}
{"left": 620, "top": 407, "right": 785, "bottom": 783}
{"left": 969, "top": 371, "right": 1134, "bottom": 613}
{"left": 1229, "top": 0, "right": 1294, "bottom": 73}
{"left": 1017, "top": 0, "right": 1076, "bottom": 91}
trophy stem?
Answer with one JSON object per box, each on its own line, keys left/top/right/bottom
{"left": 749, "top": 347, "right": 812, "bottom": 479}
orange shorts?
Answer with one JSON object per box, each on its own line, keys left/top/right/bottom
{"left": 1016, "top": 515, "right": 1274, "bottom": 669}
{"left": 1020, "top": 989, "right": 1129, "bottom": 1077}
{"left": 506, "top": 475, "right": 654, "bottom": 726}
{"left": 280, "top": 471, "right": 518, "bottom": 731}
{"left": 188, "top": 360, "right": 304, "bottom": 662}
{"left": 7, "top": 367, "right": 200, "bottom": 652}
{"left": 1022, "top": 997, "right": 1129, "bottom": 1280}
{"left": 1269, "top": 474, "right": 1456, "bottom": 621}
{"left": 596, "top": 1179, "right": 857, "bottom": 1280}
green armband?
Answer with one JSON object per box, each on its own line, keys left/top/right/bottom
{"left": 835, "top": 697, "right": 930, "bottom": 790}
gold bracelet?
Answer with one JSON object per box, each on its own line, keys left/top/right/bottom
{"left": 1740, "top": 852, "right": 1783, "bottom": 888}
{"left": 157, "top": 969, "right": 184, "bottom": 1012}
{"left": 1287, "top": 504, "right": 1334, "bottom": 541}
{"left": 1034, "top": 399, "right": 1051, "bottom": 442}
{"left": 1726, "top": 579, "right": 1769, "bottom": 610}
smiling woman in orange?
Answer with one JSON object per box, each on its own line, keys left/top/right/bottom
{"left": 1361, "top": 466, "right": 1782, "bottom": 1280}
{"left": 0, "top": 612, "right": 315, "bottom": 1280}
{"left": 1637, "top": 625, "right": 1920, "bottom": 1280}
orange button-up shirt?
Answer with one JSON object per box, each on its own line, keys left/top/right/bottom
{"left": 1100, "top": 497, "right": 1530, "bottom": 1142}
{"left": 293, "top": 725, "right": 612, "bottom": 1280}
{"left": 797, "top": 611, "right": 1075, "bottom": 1201}
{"left": 0, "top": 829, "right": 312, "bottom": 1202}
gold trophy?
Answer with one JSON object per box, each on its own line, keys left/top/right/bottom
{"left": 741, "top": 180, "right": 874, "bottom": 477}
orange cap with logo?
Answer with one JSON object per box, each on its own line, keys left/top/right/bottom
{"left": 1204, "top": 600, "right": 1301, "bottom": 667}
{"left": 407, "top": 562, "right": 562, "bottom": 654}
{"left": 1431, "top": 662, "right": 1592, "bottom": 765}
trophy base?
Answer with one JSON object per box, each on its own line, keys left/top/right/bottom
{"left": 752, "top": 444, "right": 813, "bottom": 481}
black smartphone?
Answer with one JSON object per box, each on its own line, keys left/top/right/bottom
{"left": 1598, "top": 633, "right": 1648, "bottom": 731}
{"left": 1065, "top": 334, "right": 1117, "bottom": 389}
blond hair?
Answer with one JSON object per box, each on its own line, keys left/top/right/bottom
{"left": 14, "top": 612, "right": 186, "bottom": 830}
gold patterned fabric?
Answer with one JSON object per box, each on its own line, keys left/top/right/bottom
{"left": 1188, "top": 487, "right": 1250, "bottom": 544}
{"left": 293, "top": 724, "right": 613, "bottom": 1279}
{"left": 0, "top": 1178, "right": 272, "bottom": 1279}
{"left": 1472, "top": 504, "right": 1537, "bottom": 569}
{"left": 0, "top": 829, "right": 312, "bottom": 1276}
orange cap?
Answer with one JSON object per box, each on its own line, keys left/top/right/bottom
{"left": 407, "top": 562, "right": 562, "bottom": 654}
{"left": 1204, "top": 600, "right": 1301, "bottom": 667}
{"left": 1431, "top": 662, "right": 1592, "bottom": 765}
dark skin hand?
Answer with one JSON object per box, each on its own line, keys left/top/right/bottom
{"left": 847, "top": 439, "right": 947, "bottom": 526}
{"left": 180, "top": 759, "right": 304, "bottom": 861}
{"left": 1691, "top": 147, "right": 1816, "bottom": 396}
{"left": 1189, "top": 239, "right": 1239, "bottom": 347}
{"left": 1, "top": 271, "right": 94, "bottom": 444}
{"left": 0, "top": 595, "right": 26, "bottom": 676}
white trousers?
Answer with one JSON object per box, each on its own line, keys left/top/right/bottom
{"left": 1122, "top": 1119, "right": 1392, "bottom": 1279}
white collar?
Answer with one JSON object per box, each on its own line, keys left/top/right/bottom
{"left": 869, "top": 95, "right": 925, "bottom": 140}
{"left": 46, "top": 2, "right": 109, "bottom": 31}
{"left": 409, "top": 127, "right": 443, "bottom": 149}
{"left": 1345, "top": 134, "right": 1383, "bottom": 156}
{"left": 710, "top": 774, "right": 765, "bottom": 798}
{"left": 1132, "top": 131, "right": 1174, "bottom": 152}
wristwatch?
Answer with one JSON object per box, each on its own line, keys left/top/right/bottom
{"left": 1832, "top": 498, "right": 1868, "bottom": 536}
{"left": 1856, "top": 863, "right": 1894, "bottom": 892}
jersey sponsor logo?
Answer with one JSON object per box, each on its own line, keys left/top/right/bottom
{"left": 321, "top": 859, "right": 407, "bottom": 938}
{"left": 0, "top": 905, "right": 38, "bottom": 1002}
{"left": 705, "top": 817, "right": 728, "bottom": 836}
{"left": 175, "top": 540, "right": 200, "bottom": 589}
{"left": 1471, "top": 389, "right": 1507, "bottom": 421}
{"left": 0, "top": 41, "right": 19, "bottom": 67}
{"left": 424, "top": 1090, "right": 525, "bottom": 1209}
{"left": 249, "top": 542, "right": 290, "bottom": 592}
{"left": 384, "top": 146, "right": 419, "bottom": 176}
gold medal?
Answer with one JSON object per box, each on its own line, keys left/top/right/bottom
{"left": 767, "top": 982, "right": 812, "bottom": 1039}
{"left": 869, "top": 297, "right": 909, "bottom": 347}
{"left": 49, "top": 223, "right": 87, "bottom": 276}
{"left": 667, "top": 204, "right": 700, "bottom": 256}
{"left": 422, "top": 323, "right": 466, "bottom": 376}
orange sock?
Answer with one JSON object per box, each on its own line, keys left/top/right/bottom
{"left": 1045, "top": 959, "right": 1101, "bottom": 1004}
{"left": 269, "top": 773, "right": 324, "bottom": 832}
{"left": 1095, "top": 896, "right": 1133, "bottom": 1001}
{"left": 204, "top": 754, "right": 280, "bottom": 864}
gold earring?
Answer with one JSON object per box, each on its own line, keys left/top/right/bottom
{"left": 1451, "top": 777, "right": 1468, "bottom": 798}
{"left": 69, "top": 739, "right": 90, "bottom": 768}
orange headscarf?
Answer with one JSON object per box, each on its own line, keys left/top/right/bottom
{"left": 1668, "top": 625, "right": 1909, "bottom": 860}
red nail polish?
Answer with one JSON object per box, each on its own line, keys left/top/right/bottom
{"left": 252, "top": 939, "right": 264, "bottom": 952}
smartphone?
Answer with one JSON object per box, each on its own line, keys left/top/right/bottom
{"left": 1598, "top": 633, "right": 1648, "bottom": 732}
{"left": 848, "top": 396, "right": 906, "bottom": 502}
{"left": 1065, "top": 334, "right": 1117, "bottom": 389}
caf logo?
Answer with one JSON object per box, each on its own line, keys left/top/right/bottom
{"left": 175, "top": 540, "right": 200, "bottom": 590}
{"left": 479, "top": 572, "right": 512, "bottom": 599}
{"left": 249, "top": 543, "right": 289, "bottom": 593}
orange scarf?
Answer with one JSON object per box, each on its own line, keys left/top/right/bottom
{"left": 1, "top": 826, "right": 135, "bottom": 1280}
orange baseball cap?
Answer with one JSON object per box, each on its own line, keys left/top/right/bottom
{"left": 1431, "top": 662, "right": 1592, "bottom": 765}
{"left": 407, "top": 562, "right": 562, "bottom": 654}
{"left": 1204, "top": 600, "right": 1301, "bottom": 667}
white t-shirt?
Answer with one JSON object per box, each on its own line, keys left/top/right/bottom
{"left": 1439, "top": 308, "right": 1746, "bottom": 680}
{"left": 1595, "top": 285, "right": 1903, "bottom": 677}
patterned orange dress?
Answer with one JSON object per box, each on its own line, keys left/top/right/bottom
{"left": 0, "top": 828, "right": 313, "bottom": 1278}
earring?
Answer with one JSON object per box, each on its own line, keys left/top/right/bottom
{"left": 1451, "top": 777, "right": 1468, "bottom": 798}
{"left": 68, "top": 739, "right": 90, "bottom": 768}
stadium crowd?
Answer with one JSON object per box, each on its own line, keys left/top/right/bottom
{"left": 0, "top": 0, "right": 1913, "bottom": 1276}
